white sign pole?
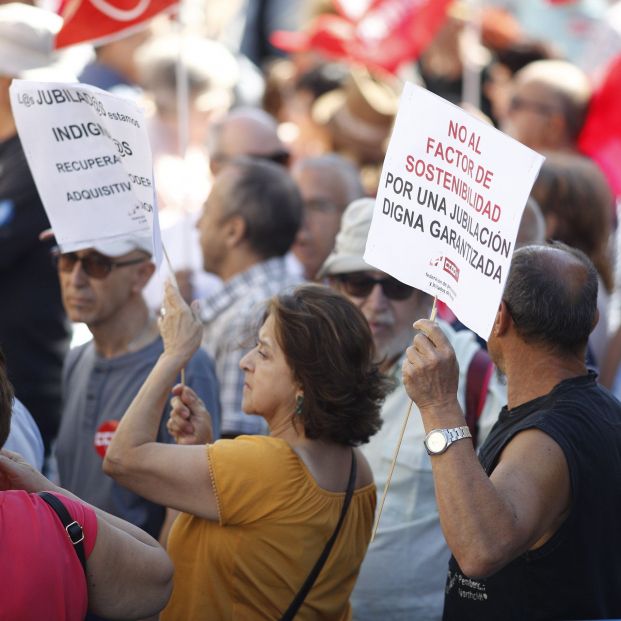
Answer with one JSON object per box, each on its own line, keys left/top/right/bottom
{"left": 461, "top": 0, "right": 483, "bottom": 111}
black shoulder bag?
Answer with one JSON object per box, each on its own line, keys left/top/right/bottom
{"left": 279, "top": 449, "right": 357, "bottom": 621}
{"left": 39, "top": 491, "right": 87, "bottom": 573}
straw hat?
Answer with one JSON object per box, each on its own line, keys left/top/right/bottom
{"left": 312, "top": 69, "right": 401, "bottom": 164}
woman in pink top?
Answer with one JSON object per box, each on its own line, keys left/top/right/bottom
{"left": 0, "top": 348, "right": 174, "bottom": 620}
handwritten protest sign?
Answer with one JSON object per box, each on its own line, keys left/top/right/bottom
{"left": 364, "top": 83, "right": 545, "bottom": 340}
{"left": 9, "top": 80, "right": 162, "bottom": 264}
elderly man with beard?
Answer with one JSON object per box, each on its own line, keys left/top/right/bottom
{"left": 318, "top": 197, "right": 506, "bottom": 621}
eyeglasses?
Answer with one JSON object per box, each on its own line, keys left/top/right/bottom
{"left": 335, "top": 273, "right": 414, "bottom": 300}
{"left": 304, "top": 198, "right": 341, "bottom": 214}
{"left": 53, "top": 250, "right": 147, "bottom": 280}
{"left": 260, "top": 149, "right": 290, "bottom": 167}
{"left": 211, "top": 149, "right": 291, "bottom": 169}
{"left": 508, "top": 96, "right": 559, "bottom": 116}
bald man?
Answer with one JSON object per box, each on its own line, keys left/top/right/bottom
{"left": 291, "top": 154, "right": 365, "bottom": 280}
{"left": 207, "top": 107, "right": 289, "bottom": 176}
{"left": 403, "top": 242, "right": 621, "bottom": 620}
{"left": 501, "top": 60, "right": 591, "bottom": 153}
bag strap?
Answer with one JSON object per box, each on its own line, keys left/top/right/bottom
{"left": 279, "top": 449, "right": 357, "bottom": 621}
{"left": 465, "top": 348, "right": 495, "bottom": 446}
{"left": 39, "top": 491, "right": 87, "bottom": 574}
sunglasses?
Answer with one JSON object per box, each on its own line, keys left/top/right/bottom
{"left": 304, "top": 198, "right": 341, "bottom": 214}
{"left": 53, "top": 250, "right": 147, "bottom": 280}
{"left": 335, "top": 273, "right": 414, "bottom": 301}
{"left": 260, "top": 149, "right": 290, "bottom": 167}
{"left": 508, "top": 96, "right": 558, "bottom": 116}
{"left": 212, "top": 149, "right": 291, "bottom": 169}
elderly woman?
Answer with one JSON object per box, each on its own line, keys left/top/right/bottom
{"left": 104, "top": 282, "right": 389, "bottom": 620}
{"left": 0, "top": 349, "right": 173, "bottom": 620}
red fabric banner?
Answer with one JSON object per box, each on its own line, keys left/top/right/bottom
{"left": 579, "top": 54, "right": 621, "bottom": 197}
{"left": 55, "top": 0, "right": 177, "bottom": 49}
{"left": 271, "top": 0, "right": 452, "bottom": 75}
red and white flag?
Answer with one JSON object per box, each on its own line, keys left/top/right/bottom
{"left": 271, "top": 0, "right": 452, "bottom": 75}
{"left": 55, "top": 0, "right": 178, "bottom": 49}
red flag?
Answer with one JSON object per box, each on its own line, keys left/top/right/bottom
{"left": 349, "top": 0, "right": 453, "bottom": 74}
{"left": 271, "top": 0, "right": 452, "bottom": 75}
{"left": 579, "top": 54, "right": 621, "bottom": 198}
{"left": 55, "top": 0, "right": 178, "bottom": 49}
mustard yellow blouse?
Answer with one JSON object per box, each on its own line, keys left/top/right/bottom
{"left": 162, "top": 435, "right": 375, "bottom": 620}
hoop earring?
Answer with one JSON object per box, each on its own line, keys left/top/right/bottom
{"left": 295, "top": 394, "right": 304, "bottom": 416}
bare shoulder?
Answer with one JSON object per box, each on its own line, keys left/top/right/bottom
{"left": 354, "top": 448, "right": 374, "bottom": 489}
{"left": 294, "top": 442, "right": 372, "bottom": 492}
{"left": 492, "top": 427, "right": 571, "bottom": 549}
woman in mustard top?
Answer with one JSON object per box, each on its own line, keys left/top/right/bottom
{"left": 104, "top": 282, "right": 390, "bottom": 620}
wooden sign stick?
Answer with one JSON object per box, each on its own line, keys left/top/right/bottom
{"left": 371, "top": 296, "right": 438, "bottom": 542}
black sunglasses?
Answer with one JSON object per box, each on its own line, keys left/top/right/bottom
{"left": 335, "top": 273, "right": 414, "bottom": 301}
{"left": 52, "top": 250, "right": 147, "bottom": 280}
{"left": 212, "top": 149, "right": 291, "bottom": 169}
{"left": 260, "top": 149, "right": 290, "bottom": 166}
{"left": 508, "top": 96, "right": 558, "bottom": 116}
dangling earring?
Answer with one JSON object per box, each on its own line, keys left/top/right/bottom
{"left": 295, "top": 394, "right": 304, "bottom": 416}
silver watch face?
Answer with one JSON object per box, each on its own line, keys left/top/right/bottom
{"left": 426, "top": 430, "right": 448, "bottom": 454}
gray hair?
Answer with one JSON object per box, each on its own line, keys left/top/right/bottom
{"left": 503, "top": 242, "right": 598, "bottom": 354}
{"left": 223, "top": 157, "right": 303, "bottom": 258}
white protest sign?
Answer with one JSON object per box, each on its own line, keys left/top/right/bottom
{"left": 9, "top": 80, "right": 162, "bottom": 264}
{"left": 364, "top": 83, "right": 545, "bottom": 340}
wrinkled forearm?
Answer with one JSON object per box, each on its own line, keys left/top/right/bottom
{"left": 420, "top": 401, "right": 522, "bottom": 577}
{"left": 104, "top": 353, "right": 184, "bottom": 475}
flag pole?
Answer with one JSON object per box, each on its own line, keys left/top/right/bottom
{"left": 461, "top": 0, "right": 483, "bottom": 111}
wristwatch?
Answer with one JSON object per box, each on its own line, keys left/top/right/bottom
{"left": 424, "top": 426, "right": 472, "bottom": 455}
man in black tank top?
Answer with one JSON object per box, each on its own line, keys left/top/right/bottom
{"left": 402, "top": 242, "right": 621, "bottom": 621}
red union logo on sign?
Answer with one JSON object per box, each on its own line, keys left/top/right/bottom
{"left": 443, "top": 257, "right": 460, "bottom": 282}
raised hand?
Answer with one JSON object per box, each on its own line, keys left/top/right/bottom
{"left": 167, "top": 384, "right": 214, "bottom": 445}
{"left": 402, "top": 319, "right": 460, "bottom": 413}
{"left": 158, "top": 280, "right": 203, "bottom": 365}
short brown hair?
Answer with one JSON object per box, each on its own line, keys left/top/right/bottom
{"left": 531, "top": 154, "right": 613, "bottom": 292}
{"left": 222, "top": 157, "right": 303, "bottom": 259}
{"left": 0, "top": 348, "right": 14, "bottom": 448}
{"left": 266, "top": 284, "right": 388, "bottom": 446}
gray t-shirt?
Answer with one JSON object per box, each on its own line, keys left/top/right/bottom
{"left": 55, "top": 336, "right": 220, "bottom": 537}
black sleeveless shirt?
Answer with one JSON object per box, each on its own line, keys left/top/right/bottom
{"left": 443, "top": 372, "right": 621, "bottom": 621}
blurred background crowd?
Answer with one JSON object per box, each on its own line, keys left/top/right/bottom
{"left": 2, "top": 1, "right": 621, "bottom": 618}
{"left": 66, "top": 0, "right": 621, "bottom": 370}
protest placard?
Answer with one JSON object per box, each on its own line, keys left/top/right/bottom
{"left": 364, "top": 82, "right": 545, "bottom": 340}
{"left": 9, "top": 80, "right": 162, "bottom": 264}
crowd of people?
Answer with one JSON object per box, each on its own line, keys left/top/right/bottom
{"left": 1, "top": 0, "right": 621, "bottom": 619}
